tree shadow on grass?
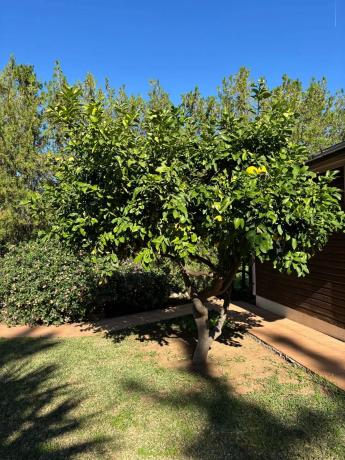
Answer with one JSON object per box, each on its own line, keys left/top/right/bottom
{"left": 0, "top": 338, "right": 110, "bottom": 460}
{"left": 122, "top": 359, "right": 345, "bottom": 460}
{"left": 106, "top": 310, "right": 261, "bottom": 353}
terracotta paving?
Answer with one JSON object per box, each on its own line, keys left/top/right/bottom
{"left": 230, "top": 301, "right": 345, "bottom": 391}
{"left": 0, "top": 300, "right": 344, "bottom": 390}
{"left": 0, "top": 304, "right": 193, "bottom": 339}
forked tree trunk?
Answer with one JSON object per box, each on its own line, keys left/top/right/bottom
{"left": 192, "top": 289, "right": 232, "bottom": 366}
{"left": 184, "top": 258, "right": 240, "bottom": 366}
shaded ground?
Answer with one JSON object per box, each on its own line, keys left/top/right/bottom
{"left": 0, "top": 338, "right": 111, "bottom": 459}
{"left": 1, "top": 317, "right": 344, "bottom": 459}
{"left": 3, "top": 299, "right": 343, "bottom": 392}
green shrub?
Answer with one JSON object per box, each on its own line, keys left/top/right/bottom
{"left": 0, "top": 240, "right": 97, "bottom": 325}
{"left": 97, "top": 262, "right": 173, "bottom": 316}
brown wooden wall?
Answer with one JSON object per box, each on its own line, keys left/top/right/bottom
{"left": 256, "top": 150, "right": 345, "bottom": 330}
{"left": 256, "top": 233, "right": 345, "bottom": 329}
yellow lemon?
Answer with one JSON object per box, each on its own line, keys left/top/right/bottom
{"left": 214, "top": 215, "right": 223, "bottom": 222}
{"left": 246, "top": 166, "right": 258, "bottom": 175}
{"left": 257, "top": 166, "right": 267, "bottom": 174}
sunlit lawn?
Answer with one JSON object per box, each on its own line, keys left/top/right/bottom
{"left": 1, "top": 319, "right": 344, "bottom": 460}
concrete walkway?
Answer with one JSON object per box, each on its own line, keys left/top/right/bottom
{"left": 0, "top": 300, "right": 344, "bottom": 390}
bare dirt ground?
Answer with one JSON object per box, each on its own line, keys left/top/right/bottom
{"left": 139, "top": 333, "right": 312, "bottom": 395}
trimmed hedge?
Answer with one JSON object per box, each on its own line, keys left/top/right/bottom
{"left": 0, "top": 240, "right": 97, "bottom": 325}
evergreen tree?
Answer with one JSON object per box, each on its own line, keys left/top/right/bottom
{"left": 0, "top": 57, "right": 45, "bottom": 247}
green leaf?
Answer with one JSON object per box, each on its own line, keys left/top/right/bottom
{"left": 234, "top": 218, "right": 244, "bottom": 229}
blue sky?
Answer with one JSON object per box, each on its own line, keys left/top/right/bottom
{"left": 1, "top": 0, "right": 344, "bottom": 100}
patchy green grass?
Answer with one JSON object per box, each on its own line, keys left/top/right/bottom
{"left": 0, "top": 325, "right": 344, "bottom": 460}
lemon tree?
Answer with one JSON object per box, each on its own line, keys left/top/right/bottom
{"left": 43, "top": 81, "right": 344, "bottom": 364}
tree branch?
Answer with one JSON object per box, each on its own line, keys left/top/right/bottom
{"left": 190, "top": 254, "right": 217, "bottom": 272}
{"left": 184, "top": 267, "right": 213, "bottom": 278}
{"left": 163, "top": 253, "right": 194, "bottom": 296}
{"left": 164, "top": 252, "right": 241, "bottom": 302}
{"left": 218, "top": 258, "right": 242, "bottom": 296}
{"left": 199, "top": 277, "right": 224, "bottom": 301}
{"left": 211, "top": 288, "right": 232, "bottom": 342}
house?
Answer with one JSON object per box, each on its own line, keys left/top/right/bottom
{"left": 255, "top": 141, "right": 345, "bottom": 342}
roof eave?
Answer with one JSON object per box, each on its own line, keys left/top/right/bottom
{"left": 307, "top": 141, "right": 345, "bottom": 165}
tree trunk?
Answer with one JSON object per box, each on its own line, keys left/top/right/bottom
{"left": 192, "top": 297, "right": 211, "bottom": 365}
{"left": 192, "top": 288, "right": 233, "bottom": 365}
{"left": 188, "top": 260, "right": 241, "bottom": 366}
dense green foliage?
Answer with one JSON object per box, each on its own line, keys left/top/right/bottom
{"left": 219, "top": 68, "right": 345, "bottom": 154}
{"left": 0, "top": 240, "right": 182, "bottom": 325}
{"left": 0, "top": 58, "right": 47, "bottom": 247}
{"left": 1, "top": 57, "right": 344, "bottom": 251}
{"left": 44, "top": 81, "right": 344, "bottom": 280}
{"left": 276, "top": 75, "right": 345, "bottom": 153}
{"left": 0, "top": 240, "right": 97, "bottom": 325}
{"left": 98, "top": 262, "right": 174, "bottom": 316}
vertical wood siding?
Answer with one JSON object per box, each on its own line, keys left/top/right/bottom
{"left": 256, "top": 233, "right": 345, "bottom": 329}
{"left": 256, "top": 157, "right": 345, "bottom": 330}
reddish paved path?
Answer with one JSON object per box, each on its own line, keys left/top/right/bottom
{"left": 232, "top": 301, "right": 345, "bottom": 391}
{"left": 0, "top": 304, "right": 193, "bottom": 338}
{"left": 0, "top": 300, "right": 344, "bottom": 390}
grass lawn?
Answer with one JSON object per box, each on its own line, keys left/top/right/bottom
{"left": 0, "top": 318, "right": 344, "bottom": 460}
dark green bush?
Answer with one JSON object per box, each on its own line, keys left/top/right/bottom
{"left": 0, "top": 240, "right": 97, "bottom": 325}
{"left": 97, "top": 262, "right": 173, "bottom": 316}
